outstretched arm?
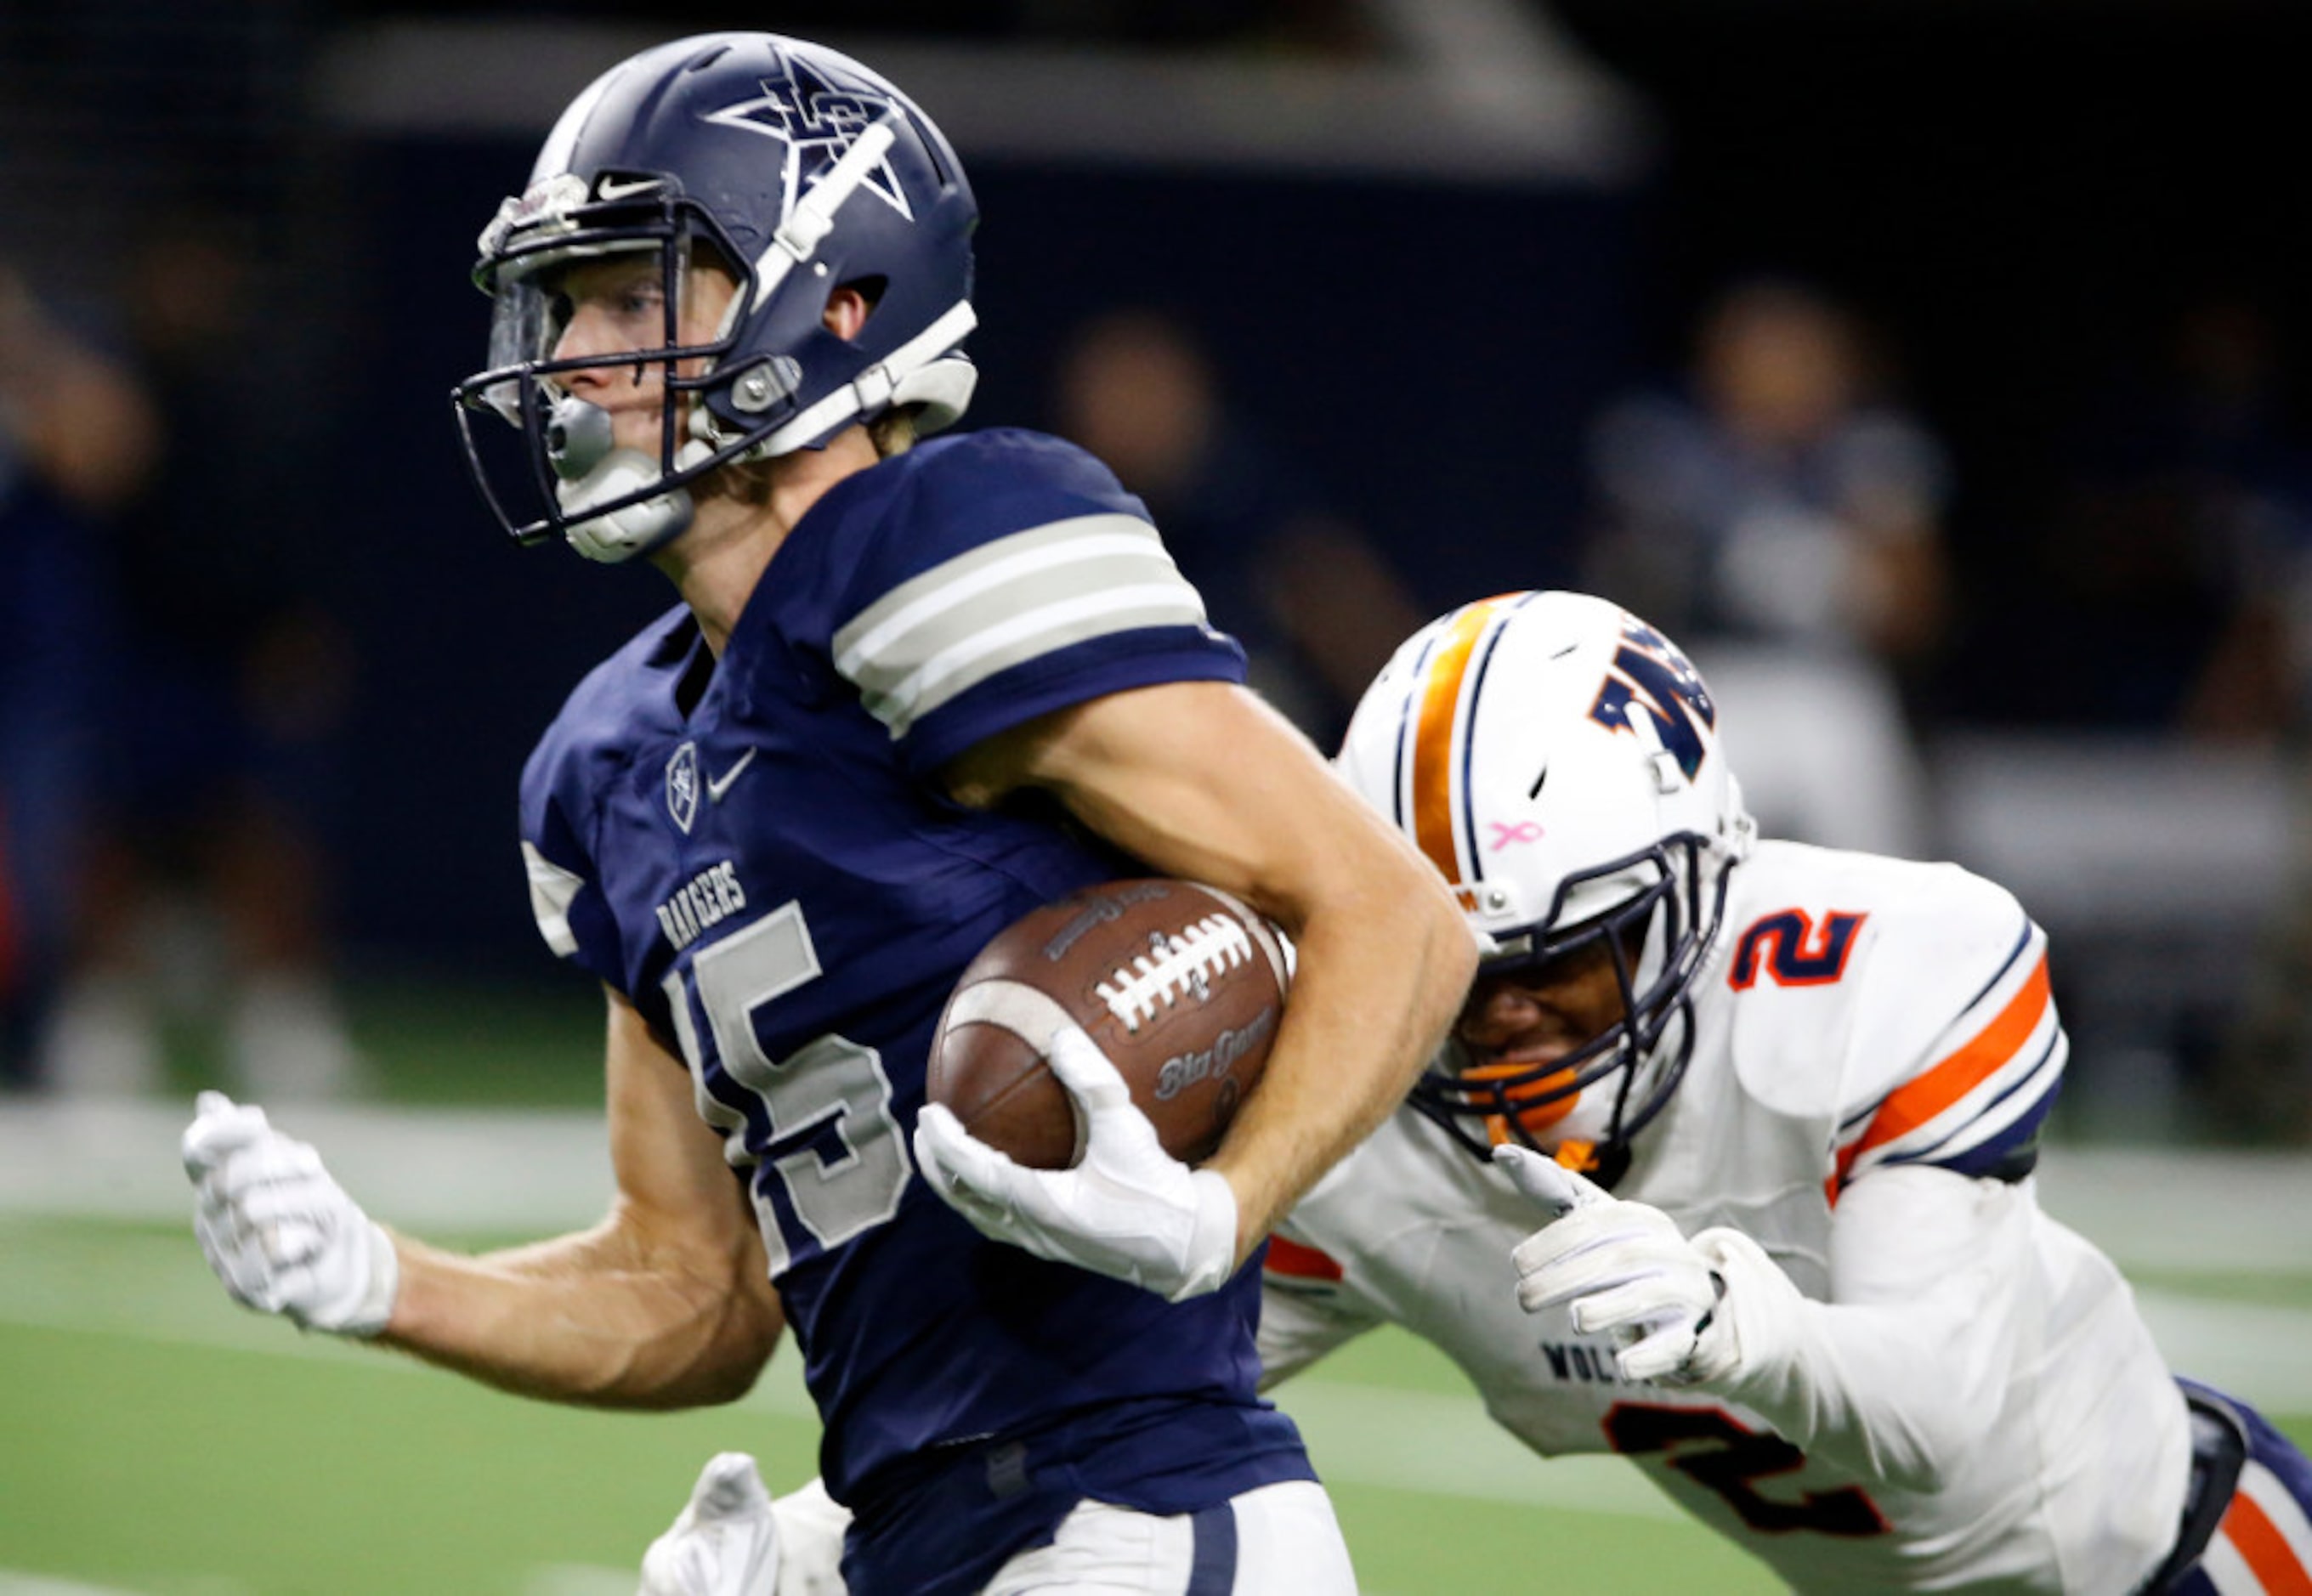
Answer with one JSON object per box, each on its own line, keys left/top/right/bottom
{"left": 1696, "top": 1164, "right": 2046, "bottom": 1490}
{"left": 1501, "top": 1149, "right": 2045, "bottom": 1491}
{"left": 186, "top": 988, "right": 783, "bottom": 1409}
{"left": 944, "top": 678, "right": 1475, "bottom": 1264}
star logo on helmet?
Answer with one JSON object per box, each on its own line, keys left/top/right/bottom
{"left": 704, "top": 50, "right": 915, "bottom": 223}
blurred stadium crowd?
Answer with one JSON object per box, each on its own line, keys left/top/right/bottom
{"left": 6, "top": 0, "right": 2312, "bottom": 1141}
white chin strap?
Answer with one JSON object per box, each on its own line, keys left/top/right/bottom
{"left": 548, "top": 110, "right": 978, "bottom": 554}
{"left": 557, "top": 439, "right": 710, "bottom": 563}
{"left": 728, "top": 111, "right": 978, "bottom": 457}
{"left": 742, "top": 301, "right": 979, "bottom": 459}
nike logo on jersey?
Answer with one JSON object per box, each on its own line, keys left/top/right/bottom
{"left": 656, "top": 860, "right": 748, "bottom": 952}
{"left": 706, "top": 748, "right": 757, "bottom": 803}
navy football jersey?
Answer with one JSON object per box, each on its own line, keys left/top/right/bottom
{"left": 518, "top": 430, "right": 1312, "bottom": 1593}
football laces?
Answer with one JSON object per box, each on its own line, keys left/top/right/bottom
{"left": 1094, "top": 914, "right": 1254, "bottom": 1033}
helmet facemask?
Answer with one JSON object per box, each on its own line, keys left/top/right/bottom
{"left": 1414, "top": 831, "right": 1725, "bottom": 1186}
{"left": 453, "top": 179, "right": 770, "bottom": 561}
{"left": 450, "top": 42, "right": 982, "bottom": 563}
{"left": 1336, "top": 591, "right": 1754, "bottom": 1186}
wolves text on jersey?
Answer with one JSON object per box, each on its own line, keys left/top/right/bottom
{"left": 1542, "top": 1338, "right": 1640, "bottom": 1388}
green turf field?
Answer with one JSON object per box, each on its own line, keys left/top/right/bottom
{"left": 0, "top": 1217, "right": 1783, "bottom": 1595}
{"left": 6, "top": 983, "right": 2309, "bottom": 1593}
{"left": 9, "top": 1220, "right": 2311, "bottom": 1596}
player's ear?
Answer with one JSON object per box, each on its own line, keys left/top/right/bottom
{"left": 823, "top": 284, "right": 876, "bottom": 341}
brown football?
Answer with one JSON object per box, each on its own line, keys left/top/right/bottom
{"left": 926, "top": 879, "right": 1290, "bottom": 1170}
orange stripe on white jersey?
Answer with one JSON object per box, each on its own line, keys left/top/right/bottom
{"left": 2198, "top": 1461, "right": 2312, "bottom": 1594}
{"left": 1264, "top": 1234, "right": 1346, "bottom": 1283}
{"left": 1407, "top": 596, "right": 1518, "bottom": 902}
{"left": 1836, "top": 944, "right": 2055, "bottom": 1187}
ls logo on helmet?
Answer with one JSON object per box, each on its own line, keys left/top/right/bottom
{"left": 1588, "top": 620, "right": 1717, "bottom": 779}
{"left": 704, "top": 51, "right": 915, "bottom": 220}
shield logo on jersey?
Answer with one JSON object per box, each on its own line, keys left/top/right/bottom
{"left": 666, "top": 741, "right": 700, "bottom": 834}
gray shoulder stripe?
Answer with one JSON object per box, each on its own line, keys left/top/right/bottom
{"left": 834, "top": 513, "right": 1165, "bottom": 671}
{"left": 859, "top": 586, "right": 1210, "bottom": 737}
{"left": 843, "top": 544, "right": 1194, "bottom": 702}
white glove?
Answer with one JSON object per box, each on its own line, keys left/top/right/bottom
{"left": 766, "top": 1476, "right": 852, "bottom": 1596}
{"left": 1495, "top": 1145, "right": 1737, "bottom": 1385}
{"left": 912, "top": 1023, "right": 1239, "bottom": 1302}
{"left": 180, "top": 1090, "right": 399, "bottom": 1338}
{"left": 640, "top": 1453, "right": 782, "bottom": 1596}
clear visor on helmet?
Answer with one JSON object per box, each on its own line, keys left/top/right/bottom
{"left": 452, "top": 181, "right": 771, "bottom": 552}
{"left": 472, "top": 230, "right": 700, "bottom": 426}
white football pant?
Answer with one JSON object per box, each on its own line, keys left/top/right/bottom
{"left": 981, "top": 1480, "right": 1355, "bottom": 1595}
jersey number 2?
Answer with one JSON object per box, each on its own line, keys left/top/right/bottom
{"left": 660, "top": 901, "right": 913, "bottom": 1273}
{"left": 1604, "top": 1404, "right": 1886, "bottom": 1537}
{"left": 1728, "top": 909, "right": 1867, "bottom": 990}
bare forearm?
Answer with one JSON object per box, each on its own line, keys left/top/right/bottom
{"left": 944, "top": 681, "right": 1476, "bottom": 1263}
{"left": 1208, "top": 868, "right": 1473, "bottom": 1256}
{"left": 379, "top": 1213, "right": 782, "bottom": 1410}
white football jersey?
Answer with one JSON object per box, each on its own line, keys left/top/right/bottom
{"left": 1263, "top": 840, "right": 2192, "bottom": 1593}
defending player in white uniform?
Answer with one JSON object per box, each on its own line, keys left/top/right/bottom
{"left": 1259, "top": 589, "right": 2312, "bottom": 1593}
{"left": 640, "top": 590, "right": 2312, "bottom": 1593}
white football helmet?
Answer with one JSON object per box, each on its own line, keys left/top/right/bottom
{"left": 1337, "top": 591, "right": 1753, "bottom": 1182}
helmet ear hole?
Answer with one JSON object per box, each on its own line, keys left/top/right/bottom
{"left": 828, "top": 276, "right": 887, "bottom": 341}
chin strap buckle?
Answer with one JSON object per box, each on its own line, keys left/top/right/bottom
{"left": 851, "top": 362, "right": 895, "bottom": 415}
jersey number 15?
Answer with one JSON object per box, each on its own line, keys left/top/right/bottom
{"left": 660, "top": 901, "right": 915, "bottom": 1273}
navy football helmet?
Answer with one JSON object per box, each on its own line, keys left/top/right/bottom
{"left": 452, "top": 32, "right": 979, "bottom": 561}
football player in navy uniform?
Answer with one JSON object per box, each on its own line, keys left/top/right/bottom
{"left": 177, "top": 32, "right": 1472, "bottom": 1596}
